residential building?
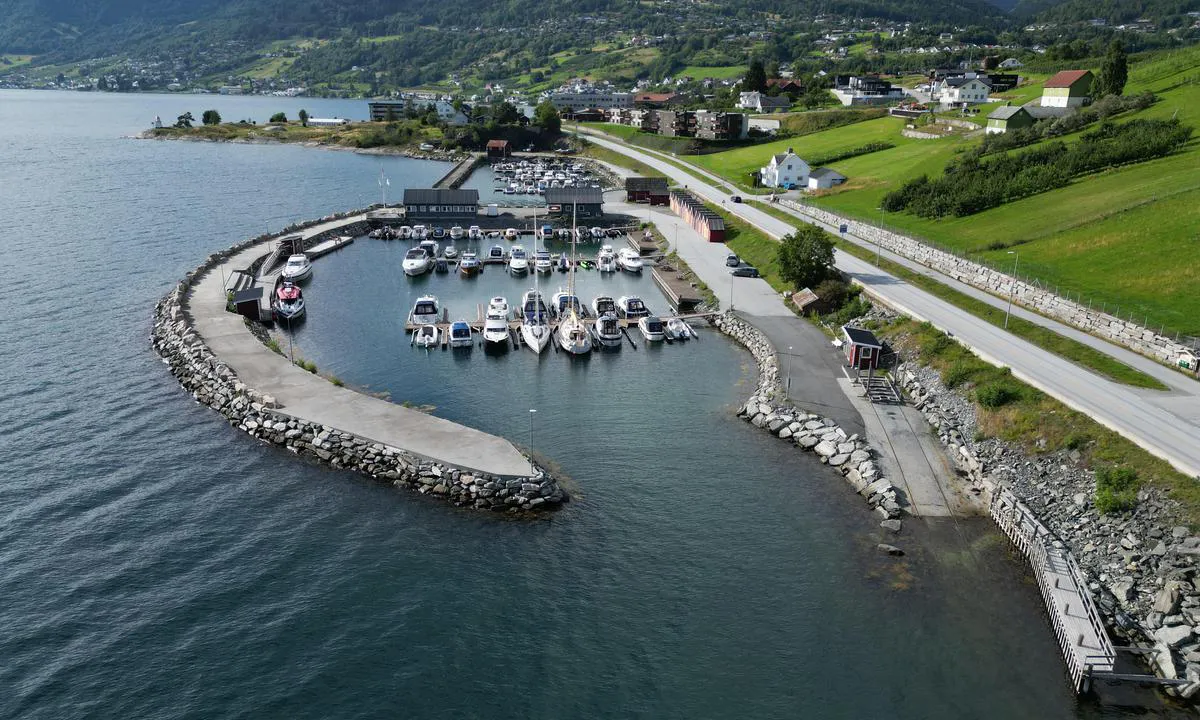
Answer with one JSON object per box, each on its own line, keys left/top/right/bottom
{"left": 403, "top": 189, "right": 479, "bottom": 220}
{"left": 766, "top": 78, "right": 804, "bottom": 94}
{"left": 368, "top": 99, "right": 408, "bottom": 121}
{"left": 760, "top": 147, "right": 810, "bottom": 189}
{"left": 306, "top": 117, "right": 351, "bottom": 127}
{"left": 625, "top": 176, "right": 669, "bottom": 205}
{"left": 633, "top": 92, "right": 677, "bottom": 108}
{"left": 832, "top": 76, "right": 906, "bottom": 106}
{"left": 670, "top": 190, "right": 725, "bottom": 242}
{"left": 433, "top": 100, "right": 470, "bottom": 126}
{"left": 807, "top": 167, "right": 847, "bottom": 190}
{"left": 548, "top": 91, "right": 633, "bottom": 112}
{"left": 739, "top": 91, "right": 791, "bottom": 113}
{"left": 695, "top": 111, "right": 748, "bottom": 141}
{"left": 986, "top": 105, "right": 1035, "bottom": 134}
{"left": 656, "top": 110, "right": 696, "bottom": 137}
{"left": 1041, "top": 70, "right": 1093, "bottom": 108}
{"left": 935, "top": 74, "right": 992, "bottom": 105}
{"left": 545, "top": 187, "right": 604, "bottom": 218}
{"left": 999, "top": 58, "right": 1024, "bottom": 69}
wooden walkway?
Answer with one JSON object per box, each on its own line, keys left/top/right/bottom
{"left": 991, "top": 488, "right": 1116, "bottom": 693}
{"left": 405, "top": 311, "right": 715, "bottom": 334}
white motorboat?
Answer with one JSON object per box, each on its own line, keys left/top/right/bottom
{"left": 443, "top": 244, "right": 458, "bottom": 260}
{"left": 574, "top": 227, "right": 586, "bottom": 242}
{"left": 638, "top": 316, "right": 666, "bottom": 342}
{"left": 402, "top": 246, "right": 432, "bottom": 276}
{"left": 556, "top": 253, "right": 571, "bottom": 273}
{"left": 592, "top": 312, "right": 623, "bottom": 348}
{"left": 408, "top": 295, "right": 440, "bottom": 325}
{"left": 541, "top": 224, "right": 554, "bottom": 239}
{"left": 419, "top": 239, "right": 439, "bottom": 258}
{"left": 468, "top": 226, "right": 482, "bottom": 240}
{"left": 508, "top": 244, "right": 529, "bottom": 275}
{"left": 534, "top": 250, "right": 552, "bottom": 273}
{"left": 450, "top": 226, "right": 465, "bottom": 240}
{"left": 483, "top": 307, "right": 510, "bottom": 347}
{"left": 459, "top": 251, "right": 482, "bottom": 276}
{"left": 617, "top": 295, "right": 650, "bottom": 319}
{"left": 596, "top": 245, "right": 617, "bottom": 273}
{"left": 412, "top": 225, "right": 428, "bottom": 239}
{"left": 504, "top": 228, "right": 518, "bottom": 240}
{"left": 488, "top": 296, "right": 508, "bottom": 316}
{"left": 557, "top": 229, "right": 571, "bottom": 239}
{"left": 617, "top": 247, "right": 644, "bottom": 273}
{"left": 448, "top": 320, "right": 473, "bottom": 348}
{"left": 369, "top": 228, "right": 385, "bottom": 239}
{"left": 665, "top": 317, "right": 692, "bottom": 341}
{"left": 280, "top": 253, "right": 312, "bottom": 281}
{"left": 556, "top": 204, "right": 592, "bottom": 356}
{"left": 272, "top": 281, "right": 306, "bottom": 320}
{"left": 486, "top": 245, "right": 506, "bottom": 263}
{"left": 591, "top": 226, "right": 605, "bottom": 240}
{"left": 591, "top": 295, "right": 617, "bottom": 317}
{"left": 520, "top": 289, "right": 550, "bottom": 354}
{"left": 414, "top": 324, "right": 440, "bottom": 348}
{"left": 398, "top": 225, "right": 412, "bottom": 239}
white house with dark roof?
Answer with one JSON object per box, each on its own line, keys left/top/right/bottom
{"left": 934, "top": 74, "right": 992, "bottom": 105}
{"left": 760, "top": 147, "right": 810, "bottom": 188}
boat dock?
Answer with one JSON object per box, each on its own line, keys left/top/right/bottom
{"left": 651, "top": 265, "right": 703, "bottom": 313}
{"left": 991, "top": 488, "right": 1116, "bottom": 692}
{"left": 433, "top": 153, "right": 485, "bottom": 189}
{"left": 406, "top": 311, "right": 713, "bottom": 352}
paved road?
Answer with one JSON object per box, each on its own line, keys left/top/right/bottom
{"left": 582, "top": 131, "right": 1200, "bottom": 479}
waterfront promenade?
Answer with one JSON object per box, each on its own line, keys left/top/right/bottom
{"left": 186, "top": 215, "right": 533, "bottom": 478}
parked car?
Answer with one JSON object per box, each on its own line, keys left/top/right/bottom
{"left": 725, "top": 254, "right": 740, "bottom": 267}
{"left": 731, "top": 265, "right": 760, "bottom": 278}
{"left": 730, "top": 195, "right": 743, "bottom": 203}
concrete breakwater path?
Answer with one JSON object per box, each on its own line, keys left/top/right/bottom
{"left": 579, "top": 130, "right": 1200, "bottom": 480}
{"left": 156, "top": 211, "right": 566, "bottom": 513}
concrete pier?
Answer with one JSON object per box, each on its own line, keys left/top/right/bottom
{"left": 187, "top": 215, "right": 534, "bottom": 478}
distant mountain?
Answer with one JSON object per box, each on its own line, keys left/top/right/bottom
{"left": 1012, "top": 0, "right": 1200, "bottom": 22}
{"left": 0, "top": 0, "right": 1009, "bottom": 57}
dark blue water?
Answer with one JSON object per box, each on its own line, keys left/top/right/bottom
{"left": 0, "top": 90, "right": 1155, "bottom": 719}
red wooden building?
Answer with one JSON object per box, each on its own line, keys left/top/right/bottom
{"left": 486, "top": 139, "right": 511, "bottom": 158}
{"left": 669, "top": 189, "right": 726, "bottom": 242}
{"left": 842, "top": 326, "right": 883, "bottom": 371}
{"left": 625, "top": 176, "right": 669, "bottom": 205}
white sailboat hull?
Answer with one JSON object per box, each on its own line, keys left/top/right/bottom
{"left": 521, "top": 323, "right": 550, "bottom": 353}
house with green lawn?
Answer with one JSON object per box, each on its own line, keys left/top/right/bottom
{"left": 986, "top": 105, "right": 1035, "bottom": 134}
{"left": 1041, "top": 70, "right": 1093, "bottom": 108}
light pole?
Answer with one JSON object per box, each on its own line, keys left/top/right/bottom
{"left": 876, "top": 206, "right": 883, "bottom": 266}
{"left": 528, "top": 408, "right": 537, "bottom": 476}
{"left": 786, "top": 346, "right": 793, "bottom": 394}
{"left": 1004, "top": 250, "right": 1018, "bottom": 330}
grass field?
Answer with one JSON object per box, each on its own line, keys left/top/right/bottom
{"left": 0, "top": 54, "right": 34, "bottom": 69}
{"left": 677, "top": 64, "right": 745, "bottom": 80}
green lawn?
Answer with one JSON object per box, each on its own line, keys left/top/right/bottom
{"left": 678, "top": 64, "right": 745, "bottom": 80}
{"left": 693, "top": 116, "right": 932, "bottom": 189}
{"left": 0, "top": 54, "right": 34, "bottom": 69}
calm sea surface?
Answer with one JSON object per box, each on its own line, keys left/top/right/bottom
{"left": 0, "top": 90, "right": 1165, "bottom": 718}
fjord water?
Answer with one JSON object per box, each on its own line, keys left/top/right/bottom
{"left": 0, "top": 91, "right": 1126, "bottom": 719}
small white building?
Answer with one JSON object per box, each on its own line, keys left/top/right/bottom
{"left": 999, "top": 58, "right": 1024, "bottom": 69}
{"left": 760, "top": 147, "right": 810, "bottom": 189}
{"left": 307, "top": 117, "right": 351, "bottom": 127}
{"left": 807, "top": 167, "right": 847, "bottom": 190}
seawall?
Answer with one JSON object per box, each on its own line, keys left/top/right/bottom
{"left": 151, "top": 209, "right": 567, "bottom": 514}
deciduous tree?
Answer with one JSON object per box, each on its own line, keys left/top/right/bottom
{"left": 174, "top": 111, "right": 194, "bottom": 128}
{"left": 534, "top": 101, "right": 561, "bottom": 134}
{"left": 202, "top": 109, "right": 221, "bottom": 125}
{"left": 777, "top": 224, "right": 836, "bottom": 290}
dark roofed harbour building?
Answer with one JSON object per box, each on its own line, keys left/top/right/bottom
{"left": 402, "top": 188, "right": 479, "bottom": 220}
{"left": 624, "top": 176, "right": 669, "bottom": 205}
{"left": 545, "top": 187, "right": 605, "bottom": 218}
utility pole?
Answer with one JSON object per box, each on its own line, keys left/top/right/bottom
{"left": 1005, "top": 250, "right": 1018, "bottom": 330}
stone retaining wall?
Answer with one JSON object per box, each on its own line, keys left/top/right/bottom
{"left": 710, "top": 312, "right": 902, "bottom": 521}
{"left": 784, "top": 199, "right": 1197, "bottom": 370}
{"left": 151, "top": 211, "right": 567, "bottom": 514}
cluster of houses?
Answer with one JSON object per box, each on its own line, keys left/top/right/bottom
{"left": 602, "top": 108, "right": 750, "bottom": 141}
{"left": 758, "top": 148, "right": 847, "bottom": 192}
{"left": 985, "top": 69, "right": 1094, "bottom": 134}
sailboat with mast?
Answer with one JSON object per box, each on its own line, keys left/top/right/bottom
{"left": 556, "top": 204, "right": 592, "bottom": 355}
{"left": 520, "top": 207, "right": 551, "bottom": 353}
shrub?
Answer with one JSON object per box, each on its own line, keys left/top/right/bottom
{"left": 976, "top": 380, "right": 1021, "bottom": 408}
{"left": 328, "top": 375, "right": 345, "bottom": 387}
{"left": 918, "top": 331, "right": 955, "bottom": 361}
{"left": 296, "top": 358, "right": 318, "bottom": 373}
{"left": 265, "top": 338, "right": 283, "bottom": 355}
{"left": 1094, "top": 466, "right": 1141, "bottom": 514}
{"left": 1062, "top": 432, "right": 1089, "bottom": 451}
{"left": 943, "top": 361, "right": 979, "bottom": 389}
{"left": 269, "top": 112, "right": 287, "bottom": 123}
{"left": 814, "top": 278, "right": 850, "bottom": 309}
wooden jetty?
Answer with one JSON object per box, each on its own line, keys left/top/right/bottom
{"left": 405, "top": 312, "right": 715, "bottom": 335}
{"left": 651, "top": 265, "right": 702, "bottom": 313}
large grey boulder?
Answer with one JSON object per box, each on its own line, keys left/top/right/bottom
{"left": 813, "top": 440, "right": 838, "bottom": 458}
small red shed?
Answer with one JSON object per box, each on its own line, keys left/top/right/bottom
{"left": 486, "top": 139, "right": 511, "bottom": 158}
{"left": 842, "top": 325, "right": 883, "bottom": 371}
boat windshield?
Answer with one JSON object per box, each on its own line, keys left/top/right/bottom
{"left": 648, "top": 320, "right": 664, "bottom": 332}
{"left": 405, "top": 249, "right": 425, "bottom": 259}
{"left": 415, "top": 302, "right": 436, "bottom": 315}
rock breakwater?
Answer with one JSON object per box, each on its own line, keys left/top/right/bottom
{"left": 710, "top": 312, "right": 902, "bottom": 521}
{"left": 151, "top": 212, "right": 567, "bottom": 514}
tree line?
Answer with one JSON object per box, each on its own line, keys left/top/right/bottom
{"left": 882, "top": 118, "right": 1193, "bottom": 218}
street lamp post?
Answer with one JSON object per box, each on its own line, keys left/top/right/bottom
{"left": 1004, "top": 250, "right": 1018, "bottom": 330}
{"left": 528, "top": 409, "right": 537, "bottom": 476}
{"left": 787, "top": 346, "right": 793, "bottom": 394}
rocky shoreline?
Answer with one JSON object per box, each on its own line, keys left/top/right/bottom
{"left": 150, "top": 210, "right": 567, "bottom": 515}
{"left": 137, "top": 130, "right": 468, "bottom": 163}
{"left": 884, "top": 314, "right": 1200, "bottom": 699}
{"left": 709, "top": 312, "right": 903, "bottom": 524}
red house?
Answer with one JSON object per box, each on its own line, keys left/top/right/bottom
{"left": 486, "top": 139, "right": 511, "bottom": 158}
{"left": 842, "top": 326, "right": 883, "bottom": 370}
